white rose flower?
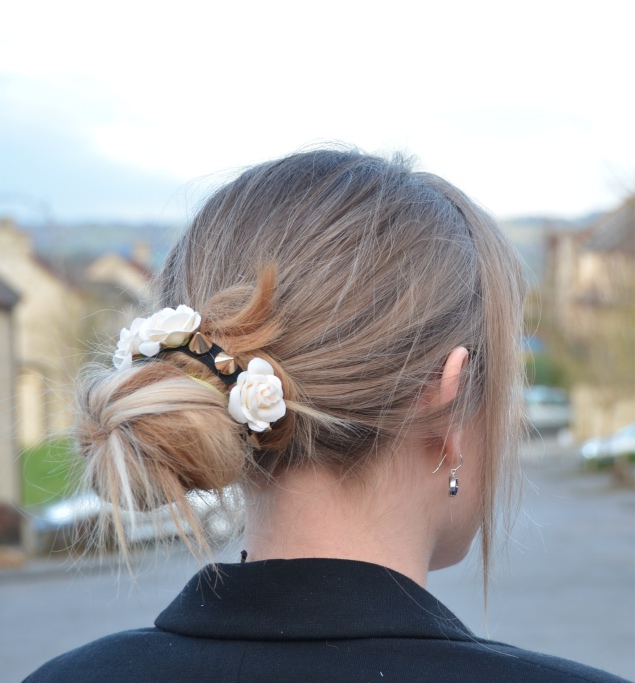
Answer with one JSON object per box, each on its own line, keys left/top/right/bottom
{"left": 137, "top": 305, "right": 202, "bottom": 357}
{"left": 113, "top": 317, "right": 145, "bottom": 370}
{"left": 228, "top": 358, "right": 286, "bottom": 432}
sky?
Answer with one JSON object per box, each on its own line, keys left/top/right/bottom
{"left": 1, "top": 0, "right": 633, "bottom": 224}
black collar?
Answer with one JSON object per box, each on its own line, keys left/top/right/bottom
{"left": 155, "top": 558, "right": 475, "bottom": 642}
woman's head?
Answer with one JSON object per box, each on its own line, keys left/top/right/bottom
{"left": 76, "top": 148, "right": 527, "bottom": 573}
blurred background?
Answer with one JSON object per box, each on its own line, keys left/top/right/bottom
{"left": 0, "top": 1, "right": 633, "bottom": 681}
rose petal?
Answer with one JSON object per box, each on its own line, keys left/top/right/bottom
{"left": 247, "top": 418, "right": 271, "bottom": 433}
{"left": 245, "top": 379, "right": 261, "bottom": 411}
{"left": 185, "top": 312, "right": 202, "bottom": 330}
{"left": 240, "top": 402, "right": 259, "bottom": 426}
{"left": 138, "top": 340, "right": 162, "bottom": 357}
{"left": 269, "top": 375, "right": 283, "bottom": 391}
{"left": 257, "top": 400, "right": 286, "bottom": 423}
{"left": 175, "top": 305, "right": 197, "bottom": 317}
{"left": 129, "top": 317, "right": 146, "bottom": 334}
{"left": 163, "top": 330, "right": 190, "bottom": 347}
{"left": 139, "top": 326, "right": 169, "bottom": 342}
{"left": 146, "top": 309, "right": 172, "bottom": 328}
{"left": 247, "top": 358, "right": 275, "bottom": 376}
{"left": 114, "top": 352, "right": 132, "bottom": 371}
{"left": 228, "top": 385, "right": 248, "bottom": 424}
{"left": 163, "top": 311, "right": 195, "bottom": 329}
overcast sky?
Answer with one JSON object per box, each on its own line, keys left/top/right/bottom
{"left": 1, "top": 0, "right": 633, "bottom": 224}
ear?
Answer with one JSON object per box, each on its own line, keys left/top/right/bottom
{"left": 429, "top": 346, "right": 468, "bottom": 467}
{"left": 437, "top": 346, "right": 469, "bottom": 407}
{"left": 414, "top": 346, "right": 468, "bottom": 471}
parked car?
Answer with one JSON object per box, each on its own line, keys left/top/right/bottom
{"left": 30, "top": 488, "right": 242, "bottom": 555}
{"left": 579, "top": 422, "right": 635, "bottom": 465}
{"left": 524, "top": 385, "right": 571, "bottom": 432}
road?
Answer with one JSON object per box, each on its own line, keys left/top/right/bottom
{"left": 2, "top": 438, "right": 634, "bottom": 682}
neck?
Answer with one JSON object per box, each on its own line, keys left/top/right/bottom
{"left": 242, "top": 459, "right": 436, "bottom": 588}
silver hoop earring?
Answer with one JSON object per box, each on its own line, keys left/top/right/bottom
{"left": 432, "top": 453, "right": 463, "bottom": 497}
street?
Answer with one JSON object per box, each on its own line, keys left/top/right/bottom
{"left": 2, "top": 439, "right": 634, "bottom": 682}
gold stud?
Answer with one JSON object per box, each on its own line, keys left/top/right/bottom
{"left": 214, "top": 352, "right": 237, "bottom": 375}
{"left": 188, "top": 332, "right": 212, "bottom": 355}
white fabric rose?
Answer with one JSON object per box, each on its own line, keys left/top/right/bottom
{"left": 137, "top": 305, "right": 202, "bottom": 357}
{"left": 228, "top": 358, "right": 286, "bottom": 432}
{"left": 113, "top": 305, "right": 201, "bottom": 369}
{"left": 113, "top": 317, "right": 145, "bottom": 370}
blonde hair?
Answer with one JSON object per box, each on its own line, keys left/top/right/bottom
{"left": 76, "top": 148, "right": 526, "bottom": 576}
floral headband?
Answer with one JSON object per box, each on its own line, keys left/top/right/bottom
{"left": 113, "top": 305, "right": 286, "bottom": 434}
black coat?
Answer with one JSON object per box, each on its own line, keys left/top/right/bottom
{"left": 24, "top": 558, "right": 626, "bottom": 682}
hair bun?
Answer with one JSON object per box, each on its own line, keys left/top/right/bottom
{"left": 75, "top": 361, "right": 247, "bottom": 553}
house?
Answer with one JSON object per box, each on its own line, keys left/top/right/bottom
{"left": 0, "top": 218, "right": 84, "bottom": 446}
{"left": 0, "top": 279, "right": 19, "bottom": 511}
{"left": 0, "top": 218, "right": 158, "bottom": 448}
{"left": 83, "top": 247, "right": 153, "bottom": 351}
{"left": 85, "top": 248, "right": 152, "bottom": 302}
{"left": 542, "top": 196, "right": 635, "bottom": 440}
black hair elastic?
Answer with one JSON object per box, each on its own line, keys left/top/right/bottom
{"left": 161, "top": 332, "right": 243, "bottom": 387}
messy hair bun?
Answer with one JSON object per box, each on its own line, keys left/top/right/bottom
{"left": 75, "top": 360, "right": 245, "bottom": 554}
{"left": 78, "top": 363, "right": 245, "bottom": 498}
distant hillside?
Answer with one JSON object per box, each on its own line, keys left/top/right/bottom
{"left": 21, "top": 210, "right": 604, "bottom": 282}
{"left": 26, "top": 221, "right": 182, "bottom": 267}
